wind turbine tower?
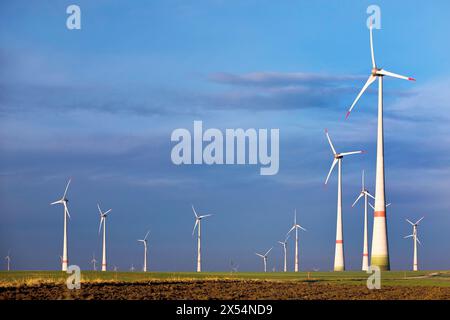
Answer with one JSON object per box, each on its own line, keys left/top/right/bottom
{"left": 346, "top": 21, "right": 415, "bottom": 270}
{"left": 325, "top": 130, "right": 363, "bottom": 271}
{"left": 405, "top": 217, "right": 424, "bottom": 271}
{"left": 50, "top": 179, "right": 72, "bottom": 271}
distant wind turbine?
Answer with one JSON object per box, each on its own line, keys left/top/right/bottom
{"left": 138, "top": 230, "right": 150, "bottom": 272}
{"left": 230, "top": 260, "right": 239, "bottom": 273}
{"left": 287, "top": 209, "right": 306, "bottom": 272}
{"left": 91, "top": 253, "right": 97, "bottom": 271}
{"left": 255, "top": 247, "right": 272, "bottom": 272}
{"left": 405, "top": 217, "right": 424, "bottom": 271}
{"left": 130, "top": 264, "right": 135, "bottom": 272}
{"left": 325, "top": 130, "right": 363, "bottom": 271}
{"left": 278, "top": 234, "right": 290, "bottom": 272}
{"left": 351, "top": 170, "right": 375, "bottom": 271}
{"left": 50, "top": 178, "right": 72, "bottom": 271}
{"left": 97, "top": 203, "right": 112, "bottom": 272}
{"left": 345, "top": 20, "right": 415, "bottom": 271}
{"left": 5, "top": 250, "right": 11, "bottom": 271}
{"left": 192, "top": 205, "right": 212, "bottom": 272}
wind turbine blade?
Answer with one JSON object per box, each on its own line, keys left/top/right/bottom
{"left": 325, "top": 159, "right": 338, "bottom": 185}
{"left": 352, "top": 193, "right": 364, "bottom": 207}
{"left": 265, "top": 247, "right": 273, "bottom": 256}
{"left": 324, "top": 129, "right": 336, "bottom": 155}
{"left": 298, "top": 225, "right": 307, "bottom": 232}
{"left": 97, "top": 203, "right": 103, "bottom": 215}
{"left": 278, "top": 241, "right": 284, "bottom": 245}
{"left": 192, "top": 219, "right": 199, "bottom": 236}
{"left": 366, "top": 192, "right": 375, "bottom": 200}
{"left": 63, "top": 179, "right": 71, "bottom": 199}
{"left": 287, "top": 225, "right": 295, "bottom": 235}
{"left": 406, "top": 219, "right": 415, "bottom": 226}
{"left": 64, "top": 204, "right": 71, "bottom": 219}
{"left": 104, "top": 209, "right": 112, "bottom": 215}
{"left": 362, "top": 170, "right": 365, "bottom": 191}
{"left": 377, "top": 69, "right": 415, "bottom": 81}
{"left": 415, "top": 217, "right": 425, "bottom": 225}
{"left": 98, "top": 217, "right": 103, "bottom": 235}
{"left": 284, "top": 233, "right": 291, "bottom": 242}
{"left": 369, "top": 202, "right": 375, "bottom": 210}
{"left": 340, "top": 150, "right": 364, "bottom": 157}
{"left": 369, "top": 21, "right": 376, "bottom": 68}
{"left": 346, "top": 75, "right": 376, "bottom": 119}
{"left": 404, "top": 234, "right": 413, "bottom": 239}
{"left": 294, "top": 209, "right": 297, "bottom": 225}
{"left": 191, "top": 205, "right": 199, "bottom": 218}
{"left": 199, "top": 214, "right": 213, "bottom": 219}
{"left": 416, "top": 237, "right": 422, "bottom": 245}
{"left": 144, "top": 230, "right": 150, "bottom": 240}
{"left": 50, "top": 200, "right": 61, "bottom": 205}
{"left": 255, "top": 253, "right": 264, "bottom": 258}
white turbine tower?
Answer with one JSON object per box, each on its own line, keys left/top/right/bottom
{"left": 50, "top": 179, "right": 72, "bottom": 271}
{"left": 5, "top": 250, "right": 11, "bottom": 271}
{"left": 287, "top": 210, "right": 306, "bottom": 272}
{"left": 325, "top": 130, "right": 363, "bottom": 271}
{"left": 346, "top": 21, "right": 415, "bottom": 270}
{"left": 91, "top": 253, "right": 97, "bottom": 271}
{"left": 192, "top": 205, "right": 212, "bottom": 272}
{"left": 97, "top": 203, "right": 112, "bottom": 272}
{"left": 278, "top": 234, "right": 290, "bottom": 272}
{"left": 255, "top": 247, "right": 272, "bottom": 273}
{"left": 352, "top": 170, "right": 375, "bottom": 271}
{"left": 138, "top": 230, "right": 150, "bottom": 272}
{"left": 405, "top": 217, "right": 424, "bottom": 271}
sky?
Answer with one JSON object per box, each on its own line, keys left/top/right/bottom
{"left": 1, "top": 0, "right": 450, "bottom": 272}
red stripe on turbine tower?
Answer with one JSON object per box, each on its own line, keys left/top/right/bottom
{"left": 374, "top": 211, "right": 386, "bottom": 217}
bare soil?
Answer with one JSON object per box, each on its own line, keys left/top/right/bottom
{"left": 1, "top": 280, "right": 450, "bottom": 300}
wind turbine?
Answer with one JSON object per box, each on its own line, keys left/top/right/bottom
{"left": 192, "top": 205, "right": 212, "bottom": 272}
{"left": 325, "top": 130, "right": 363, "bottom": 271}
{"left": 230, "top": 260, "right": 239, "bottom": 273}
{"left": 50, "top": 178, "right": 72, "bottom": 271}
{"left": 255, "top": 247, "right": 272, "bottom": 272}
{"left": 5, "top": 250, "right": 11, "bottom": 271}
{"left": 97, "top": 203, "right": 112, "bottom": 272}
{"left": 278, "top": 234, "right": 290, "bottom": 272}
{"left": 345, "top": 20, "right": 415, "bottom": 271}
{"left": 130, "top": 264, "right": 135, "bottom": 272}
{"left": 287, "top": 209, "right": 306, "bottom": 272}
{"left": 91, "top": 253, "right": 97, "bottom": 271}
{"left": 352, "top": 170, "right": 375, "bottom": 271}
{"left": 138, "top": 230, "right": 150, "bottom": 272}
{"left": 405, "top": 217, "right": 424, "bottom": 271}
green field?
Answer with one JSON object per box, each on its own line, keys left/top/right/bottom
{"left": 1, "top": 270, "right": 450, "bottom": 287}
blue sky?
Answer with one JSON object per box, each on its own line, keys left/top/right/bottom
{"left": 1, "top": 0, "right": 450, "bottom": 272}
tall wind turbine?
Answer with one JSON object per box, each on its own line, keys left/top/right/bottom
{"left": 192, "top": 205, "right": 212, "bottom": 272}
{"left": 352, "top": 170, "right": 375, "bottom": 271}
{"left": 51, "top": 179, "right": 72, "bottom": 271}
{"left": 405, "top": 217, "right": 424, "bottom": 271}
{"left": 255, "top": 247, "right": 272, "bottom": 272}
{"left": 138, "top": 230, "right": 150, "bottom": 272}
{"left": 5, "top": 250, "right": 11, "bottom": 271}
{"left": 278, "top": 234, "right": 290, "bottom": 272}
{"left": 287, "top": 210, "right": 306, "bottom": 272}
{"left": 91, "top": 253, "right": 97, "bottom": 271}
{"left": 325, "top": 130, "right": 363, "bottom": 271}
{"left": 345, "top": 21, "right": 415, "bottom": 270}
{"left": 97, "top": 203, "right": 112, "bottom": 272}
